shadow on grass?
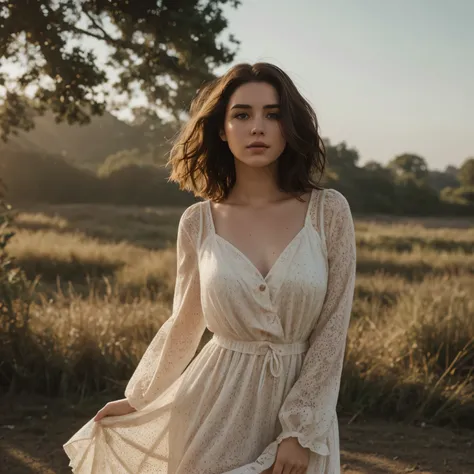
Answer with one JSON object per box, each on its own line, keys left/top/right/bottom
{"left": 356, "top": 258, "right": 473, "bottom": 281}
{"left": 357, "top": 235, "right": 474, "bottom": 254}
{"left": 339, "top": 360, "right": 474, "bottom": 430}
{"left": 12, "top": 203, "right": 184, "bottom": 250}
{"left": 16, "top": 254, "right": 124, "bottom": 285}
{"left": 353, "top": 286, "right": 399, "bottom": 308}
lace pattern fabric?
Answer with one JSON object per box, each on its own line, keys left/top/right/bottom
{"left": 63, "top": 188, "right": 356, "bottom": 474}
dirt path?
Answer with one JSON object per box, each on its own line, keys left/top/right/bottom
{"left": 1, "top": 395, "right": 472, "bottom": 473}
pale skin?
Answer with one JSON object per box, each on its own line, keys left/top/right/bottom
{"left": 217, "top": 81, "right": 311, "bottom": 473}
{"left": 215, "top": 81, "right": 312, "bottom": 283}
{"left": 95, "top": 81, "right": 311, "bottom": 473}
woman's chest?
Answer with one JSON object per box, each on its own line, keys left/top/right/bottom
{"left": 198, "top": 226, "right": 328, "bottom": 308}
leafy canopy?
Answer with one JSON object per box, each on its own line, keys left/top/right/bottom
{"left": 0, "top": 0, "right": 241, "bottom": 140}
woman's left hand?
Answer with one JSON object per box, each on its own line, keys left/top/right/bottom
{"left": 271, "top": 436, "right": 310, "bottom": 473}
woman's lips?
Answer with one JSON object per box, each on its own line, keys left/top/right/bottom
{"left": 246, "top": 143, "right": 270, "bottom": 152}
{"left": 247, "top": 145, "right": 269, "bottom": 153}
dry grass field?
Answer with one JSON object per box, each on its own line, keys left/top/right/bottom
{"left": 1, "top": 202, "right": 473, "bottom": 473}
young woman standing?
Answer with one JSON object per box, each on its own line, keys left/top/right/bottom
{"left": 64, "top": 62, "right": 356, "bottom": 474}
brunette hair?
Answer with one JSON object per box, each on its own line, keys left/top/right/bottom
{"left": 166, "top": 62, "right": 326, "bottom": 202}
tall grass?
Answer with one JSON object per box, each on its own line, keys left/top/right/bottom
{"left": 1, "top": 204, "right": 473, "bottom": 428}
{"left": 342, "top": 273, "right": 473, "bottom": 427}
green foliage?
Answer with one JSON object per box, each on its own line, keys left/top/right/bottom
{"left": 458, "top": 158, "right": 474, "bottom": 187}
{"left": 0, "top": 184, "right": 18, "bottom": 300}
{"left": 322, "top": 142, "right": 471, "bottom": 216}
{"left": 0, "top": 185, "right": 40, "bottom": 394}
{"left": 0, "top": 108, "right": 178, "bottom": 172}
{"left": 441, "top": 186, "right": 474, "bottom": 206}
{"left": 2, "top": 139, "right": 473, "bottom": 216}
{"left": 428, "top": 169, "right": 460, "bottom": 192}
{"left": 325, "top": 139, "right": 359, "bottom": 179}
{"left": 356, "top": 163, "right": 397, "bottom": 213}
{"left": 392, "top": 177, "right": 440, "bottom": 215}
{"left": 0, "top": 0, "right": 241, "bottom": 140}
{"left": 388, "top": 153, "right": 429, "bottom": 182}
{"left": 98, "top": 148, "right": 153, "bottom": 177}
{"left": 104, "top": 164, "right": 192, "bottom": 206}
{"left": 0, "top": 187, "right": 27, "bottom": 301}
{"left": 0, "top": 150, "right": 196, "bottom": 207}
{"left": 1, "top": 150, "right": 103, "bottom": 204}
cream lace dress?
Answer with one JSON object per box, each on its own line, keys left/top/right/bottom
{"left": 63, "top": 187, "right": 356, "bottom": 474}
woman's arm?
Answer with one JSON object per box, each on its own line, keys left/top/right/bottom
{"left": 276, "top": 189, "right": 357, "bottom": 456}
{"left": 125, "top": 206, "right": 206, "bottom": 411}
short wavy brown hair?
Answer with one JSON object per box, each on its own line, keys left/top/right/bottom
{"left": 166, "top": 62, "right": 326, "bottom": 202}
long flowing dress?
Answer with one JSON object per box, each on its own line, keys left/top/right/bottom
{"left": 63, "top": 187, "right": 357, "bottom": 474}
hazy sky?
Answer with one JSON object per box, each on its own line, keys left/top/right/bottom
{"left": 2, "top": 0, "right": 472, "bottom": 171}
{"left": 216, "top": 0, "right": 473, "bottom": 170}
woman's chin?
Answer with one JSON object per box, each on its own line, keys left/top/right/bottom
{"left": 237, "top": 156, "right": 279, "bottom": 168}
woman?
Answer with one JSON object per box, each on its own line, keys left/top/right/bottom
{"left": 63, "top": 62, "right": 356, "bottom": 474}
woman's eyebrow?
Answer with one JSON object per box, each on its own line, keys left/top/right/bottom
{"left": 230, "top": 103, "right": 280, "bottom": 110}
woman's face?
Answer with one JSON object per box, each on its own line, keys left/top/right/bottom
{"left": 220, "top": 82, "right": 286, "bottom": 167}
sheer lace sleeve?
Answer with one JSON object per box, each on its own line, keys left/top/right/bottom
{"left": 276, "top": 189, "right": 356, "bottom": 456}
{"left": 125, "top": 204, "right": 206, "bottom": 411}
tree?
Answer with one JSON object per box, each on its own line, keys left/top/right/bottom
{"left": 428, "top": 169, "right": 459, "bottom": 193}
{"left": 356, "top": 161, "right": 396, "bottom": 212}
{"left": 321, "top": 139, "right": 361, "bottom": 206}
{"left": 98, "top": 147, "right": 153, "bottom": 177}
{"left": 324, "top": 139, "right": 360, "bottom": 176}
{"left": 441, "top": 186, "right": 474, "bottom": 207}
{"left": 363, "top": 160, "right": 392, "bottom": 180}
{"left": 393, "top": 178, "right": 440, "bottom": 215}
{"left": 388, "top": 153, "right": 429, "bottom": 182}
{"left": 458, "top": 158, "right": 474, "bottom": 187}
{"left": 445, "top": 165, "right": 459, "bottom": 178}
{"left": 0, "top": 0, "right": 241, "bottom": 141}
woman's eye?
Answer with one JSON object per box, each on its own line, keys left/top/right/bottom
{"left": 232, "top": 112, "right": 279, "bottom": 120}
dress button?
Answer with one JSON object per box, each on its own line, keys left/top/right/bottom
{"left": 259, "top": 283, "right": 266, "bottom": 291}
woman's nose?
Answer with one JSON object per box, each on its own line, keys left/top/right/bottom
{"left": 250, "top": 119, "right": 265, "bottom": 135}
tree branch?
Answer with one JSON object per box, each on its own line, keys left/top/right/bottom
{"left": 83, "top": 10, "right": 117, "bottom": 44}
{"left": 42, "top": 2, "right": 133, "bottom": 52}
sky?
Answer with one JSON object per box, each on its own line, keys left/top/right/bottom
{"left": 216, "top": 0, "right": 474, "bottom": 170}
{"left": 1, "top": 0, "right": 472, "bottom": 171}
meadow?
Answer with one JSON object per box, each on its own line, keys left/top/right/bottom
{"left": 1, "top": 201, "right": 474, "bottom": 473}
{"left": 3, "top": 202, "right": 474, "bottom": 426}
{"left": 0, "top": 204, "right": 474, "bottom": 474}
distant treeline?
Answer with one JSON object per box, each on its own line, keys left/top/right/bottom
{"left": 1, "top": 151, "right": 195, "bottom": 208}
{"left": 322, "top": 140, "right": 473, "bottom": 216}
{"left": 1, "top": 141, "right": 474, "bottom": 216}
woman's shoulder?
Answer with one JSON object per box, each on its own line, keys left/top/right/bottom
{"left": 314, "top": 188, "right": 353, "bottom": 239}
{"left": 180, "top": 200, "right": 203, "bottom": 219}
{"left": 177, "top": 200, "right": 205, "bottom": 240}
{"left": 321, "top": 188, "right": 352, "bottom": 216}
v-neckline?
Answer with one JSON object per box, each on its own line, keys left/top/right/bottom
{"left": 207, "top": 189, "right": 314, "bottom": 283}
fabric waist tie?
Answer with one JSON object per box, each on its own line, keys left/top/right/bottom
{"left": 210, "top": 334, "right": 309, "bottom": 393}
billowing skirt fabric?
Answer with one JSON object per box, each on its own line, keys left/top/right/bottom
{"left": 64, "top": 334, "right": 339, "bottom": 473}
